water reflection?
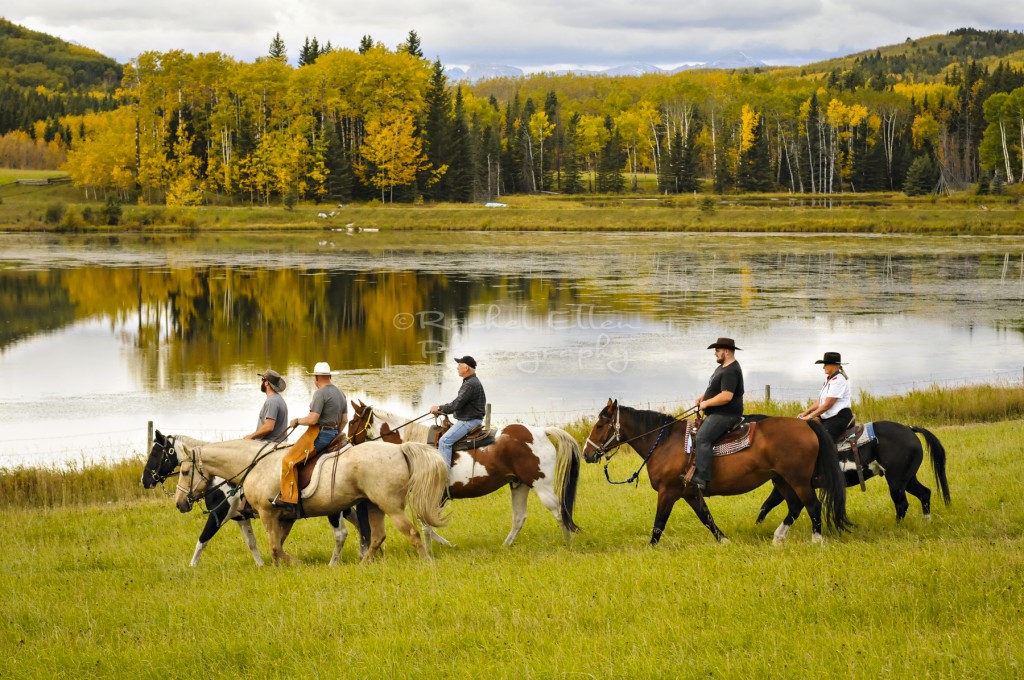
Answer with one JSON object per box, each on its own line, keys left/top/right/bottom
{"left": 0, "top": 231, "right": 1022, "bottom": 466}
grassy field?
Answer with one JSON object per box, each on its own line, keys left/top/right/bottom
{"left": 2, "top": 388, "right": 1022, "bottom": 677}
{"left": 2, "top": 176, "right": 1023, "bottom": 234}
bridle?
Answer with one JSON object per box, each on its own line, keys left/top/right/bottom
{"left": 587, "top": 403, "right": 698, "bottom": 485}
{"left": 349, "top": 406, "right": 376, "bottom": 443}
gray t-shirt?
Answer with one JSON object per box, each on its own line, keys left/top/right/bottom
{"left": 257, "top": 392, "right": 289, "bottom": 442}
{"left": 309, "top": 383, "right": 346, "bottom": 429}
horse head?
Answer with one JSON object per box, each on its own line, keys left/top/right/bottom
{"left": 582, "top": 398, "right": 620, "bottom": 463}
{"left": 141, "top": 430, "right": 181, "bottom": 489}
{"left": 348, "top": 400, "right": 376, "bottom": 444}
{"left": 174, "top": 457, "right": 208, "bottom": 513}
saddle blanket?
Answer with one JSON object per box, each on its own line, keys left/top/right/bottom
{"left": 837, "top": 422, "right": 877, "bottom": 454}
{"left": 300, "top": 443, "right": 352, "bottom": 499}
{"left": 684, "top": 421, "right": 756, "bottom": 457}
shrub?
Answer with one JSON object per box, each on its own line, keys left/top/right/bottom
{"left": 44, "top": 202, "right": 66, "bottom": 224}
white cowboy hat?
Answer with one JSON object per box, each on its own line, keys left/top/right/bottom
{"left": 308, "top": 361, "right": 336, "bottom": 376}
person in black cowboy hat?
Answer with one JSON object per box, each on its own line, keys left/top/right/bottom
{"left": 244, "top": 369, "right": 289, "bottom": 443}
{"left": 430, "top": 356, "right": 486, "bottom": 466}
{"left": 798, "top": 351, "right": 853, "bottom": 442}
{"left": 686, "top": 337, "right": 745, "bottom": 491}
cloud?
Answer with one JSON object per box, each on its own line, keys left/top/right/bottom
{"left": 5, "top": 0, "right": 1024, "bottom": 69}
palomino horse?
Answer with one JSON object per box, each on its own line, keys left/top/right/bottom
{"left": 756, "top": 421, "right": 950, "bottom": 525}
{"left": 582, "top": 399, "right": 853, "bottom": 545}
{"left": 348, "top": 400, "right": 582, "bottom": 546}
{"left": 174, "top": 436, "right": 448, "bottom": 563}
{"left": 142, "top": 431, "right": 368, "bottom": 566}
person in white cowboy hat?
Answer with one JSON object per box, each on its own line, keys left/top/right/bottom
{"left": 243, "top": 368, "right": 289, "bottom": 443}
{"left": 687, "top": 337, "right": 745, "bottom": 492}
{"left": 798, "top": 351, "right": 854, "bottom": 443}
{"left": 272, "top": 361, "right": 348, "bottom": 511}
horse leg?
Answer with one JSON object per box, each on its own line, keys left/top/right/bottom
{"left": 755, "top": 477, "right": 787, "bottom": 525}
{"left": 387, "top": 510, "right": 430, "bottom": 560}
{"left": 770, "top": 481, "right": 807, "bottom": 545}
{"left": 886, "top": 477, "right": 912, "bottom": 522}
{"left": 503, "top": 483, "right": 531, "bottom": 546}
{"left": 237, "top": 518, "right": 264, "bottom": 567}
{"left": 905, "top": 474, "right": 933, "bottom": 521}
{"left": 530, "top": 480, "right": 574, "bottom": 544}
{"left": 261, "top": 512, "right": 298, "bottom": 566}
{"left": 327, "top": 512, "right": 348, "bottom": 567}
{"left": 678, "top": 491, "right": 728, "bottom": 544}
{"left": 788, "top": 481, "right": 824, "bottom": 543}
{"left": 361, "top": 505, "right": 387, "bottom": 562}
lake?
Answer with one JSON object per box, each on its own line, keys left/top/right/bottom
{"left": 1, "top": 230, "right": 1022, "bottom": 467}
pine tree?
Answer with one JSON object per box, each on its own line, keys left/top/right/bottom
{"left": 449, "top": 88, "right": 475, "bottom": 202}
{"left": 562, "top": 113, "right": 584, "bottom": 194}
{"left": 421, "top": 60, "right": 453, "bottom": 201}
{"left": 358, "top": 35, "right": 374, "bottom": 54}
{"left": 903, "top": 154, "right": 938, "bottom": 195}
{"left": 402, "top": 30, "right": 424, "bottom": 58}
{"left": 737, "top": 115, "right": 774, "bottom": 192}
{"left": 596, "top": 124, "right": 625, "bottom": 194}
{"left": 268, "top": 33, "right": 287, "bottom": 62}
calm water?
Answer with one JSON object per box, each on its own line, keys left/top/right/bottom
{"left": 1, "top": 230, "right": 1022, "bottom": 467}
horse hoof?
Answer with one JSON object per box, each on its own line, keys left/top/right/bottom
{"left": 923, "top": 514, "right": 932, "bottom": 523}
{"left": 718, "top": 537, "right": 730, "bottom": 545}
{"left": 811, "top": 533, "right": 823, "bottom": 544}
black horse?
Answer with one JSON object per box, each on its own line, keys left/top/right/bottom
{"left": 756, "top": 421, "right": 950, "bottom": 525}
{"left": 142, "top": 430, "right": 371, "bottom": 565}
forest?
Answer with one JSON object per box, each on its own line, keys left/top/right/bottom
{"left": 2, "top": 24, "right": 1024, "bottom": 203}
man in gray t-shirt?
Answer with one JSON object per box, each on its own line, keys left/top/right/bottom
{"left": 289, "top": 362, "right": 348, "bottom": 453}
{"left": 245, "top": 369, "right": 289, "bottom": 443}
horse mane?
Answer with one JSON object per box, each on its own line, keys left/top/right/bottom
{"left": 618, "top": 405, "right": 676, "bottom": 432}
{"left": 366, "top": 407, "right": 431, "bottom": 443}
{"left": 171, "top": 434, "right": 208, "bottom": 449}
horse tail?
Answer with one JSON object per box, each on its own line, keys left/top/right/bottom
{"left": 399, "top": 442, "right": 450, "bottom": 529}
{"left": 912, "top": 426, "right": 951, "bottom": 506}
{"left": 545, "top": 427, "right": 582, "bottom": 533}
{"left": 808, "top": 419, "right": 854, "bottom": 533}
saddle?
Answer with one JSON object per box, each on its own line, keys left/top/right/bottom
{"left": 680, "top": 417, "right": 758, "bottom": 485}
{"left": 297, "top": 434, "right": 351, "bottom": 493}
{"left": 429, "top": 417, "right": 497, "bottom": 452}
{"left": 836, "top": 422, "right": 876, "bottom": 453}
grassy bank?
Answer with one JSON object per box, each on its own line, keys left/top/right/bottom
{"left": 2, "top": 178, "right": 1023, "bottom": 234}
{"left": 1, "top": 419, "right": 1021, "bottom": 677}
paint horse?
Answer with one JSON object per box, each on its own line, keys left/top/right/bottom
{"left": 348, "top": 400, "right": 582, "bottom": 546}
{"left": 142, "top": 431, "right": 370, "bottom": 566}
{"left": 756, "top": 420, "right": 950, "bottom": 525}
{"left": 582, "top": 399, "right": 853, "bottom": 545}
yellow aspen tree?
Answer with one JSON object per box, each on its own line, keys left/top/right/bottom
{"left": 165, "top": 123, "right": 203, "bottom": 206}
{"left": 740, "top": 104, "right": 759, "bottom": 153}
{"left": 355, "top": 111, "right": 433, "bottom": 202}
{"left": 528, "top": 110, "right": 555, "bottom": 191}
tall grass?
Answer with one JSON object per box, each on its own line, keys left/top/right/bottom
{"left": 0, "top": 456, "right": 148, "bottom": 508}
{"left": 1, "top": 421, "right": 1021, "bottom": 677}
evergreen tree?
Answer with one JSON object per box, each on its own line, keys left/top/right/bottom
{"left": 678, "top": 119, "right": 702, "bottom": 193}
{"left": 562, "top": 113, "right": 584, "bottom": 194}
{"left": 268, "top": 33, "right": 287, "bottom": 62}
{"left": 596, "top": 120, "right": 625, "bottom": 193}
{"left": 323, "top": 121, "right": 353, "bottom": 202}
{"left": 420, "top": 60, "right": 453, "bottom": 201}
{"left": 401, "top": 30, "right": 424, "bottom": 58}
{"left": 903, "top": 154, "right": 939, "bottom": 195}
{"left": 358, "top": 35, "right": 374, "bottom": 54}
{"left": 449, "top": 88, "right": 475, "bottom": 202}
{"left": 737, "top": 115, "right": 774, "bottom": 192}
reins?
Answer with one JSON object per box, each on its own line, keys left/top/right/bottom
{"left": 353, "top": 407, "right": 432, "bottom": 442}
{"left": 597, "top": 405, "right": 699, "bottom": 486}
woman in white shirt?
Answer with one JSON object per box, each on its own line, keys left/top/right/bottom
{"left": 798, "top": 351, "right": 854, "bottom": 442}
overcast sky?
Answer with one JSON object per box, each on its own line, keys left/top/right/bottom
{"left": 5, "top": 1, "right": 1023, "bottom": 71}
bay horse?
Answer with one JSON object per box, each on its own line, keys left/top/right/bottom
{"left": 348, "top": 400, "right": 582, "bottom": 546}
{"left": 582, "top": 399, "right": 852, "bottom": 545}
{"left": 142, "top": 431, "right": 369, "bottom": 566}
{"left": 147, "top": 431, "right": 447, "bottom": 563}
{"left": 756, "top": 421, "right": 950, "bottom": 525}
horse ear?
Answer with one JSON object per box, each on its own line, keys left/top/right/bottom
{"left": 606, "top": 398, "right": 614, "bottom": 407}
{"left": 154, "top": 430, "right": 164, "bottom": 443}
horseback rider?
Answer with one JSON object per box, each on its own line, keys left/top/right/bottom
{"left": 271, "top": 361, "right": 348, "bottom": 511}
{"left": 429, "top": 356, "right": 486, "bottom": 466}
{"left": 687, "top": 337, "right": 745, "bottom": 491}
{"left": 798, "top": 351, "right": 853, "bottom": 443}
{"left": 243, "top": 369, "right": 289, "bottom": 443}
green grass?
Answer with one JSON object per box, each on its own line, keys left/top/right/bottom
{"left": 2, "top": 394, "right": 1023, "bottom": 676}
{"left": 1, "top": 179, "right": 1022, "bottom": 234}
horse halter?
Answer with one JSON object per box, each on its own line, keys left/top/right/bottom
{"left": 177, "top": 445, "right": 214, "bottom": 509}
{"left": 148, "top": 435, "right": 181, "bottom": 486}
{"left": 585, "top": 406, "right": 622, "bottom": 460}
{"left": 351, "top": 406, "right": 375, "bottom": 442}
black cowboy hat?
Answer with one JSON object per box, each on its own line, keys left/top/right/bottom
{"left": 454, "top": 355, "right": 477, "bottom": 369}
{"left": 258, "top": 369, "right": 287, "bottom": 392}
{"left": 706, "top": 337, "right": 741, "bottom": 351}
{"left": 814, "top": 351, "right": 844, "bottom": 365}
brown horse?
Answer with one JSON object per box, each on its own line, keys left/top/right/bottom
{"left": 582, "top": 399, "right": 852, "bottom": 545}
{"left": 348, "top": 401, "right": 582, "bottom": 546}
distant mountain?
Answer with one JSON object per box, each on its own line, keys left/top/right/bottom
{"left": 445, "top": 63, "right": 525, "bottom": 82}
{"left": 446, "top": 53, "right": 768, "bottom": 82}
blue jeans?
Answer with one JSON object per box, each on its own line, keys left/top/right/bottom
{"left": 438, "top": 419, "right": 482, "bottom": 466}
{"left": 314, "top": 428, "right": 339, "bottom": 453}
